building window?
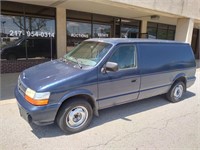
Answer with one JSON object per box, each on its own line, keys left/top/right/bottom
{"left": 93, "top": 24, "right": 111, "bottom": 38}
{"left": 120, "top": 19, "right": 140, "bottom": 38}
{"left": 1, "top": 15, "right": 25, "bottom": 60}
{"left": 1, "top": 1, "right": 56, "bottom": 61}
{"left": 66, "top": 10, "right": 141, "bottom": 53}
{"left": 67, "top": 10, "right": 114, "bottom": 49}
{"left": 191, "top": 28, "right": 200, "bottom": 59}
{"left": 66, "top": 10, "right": 141, "bottom": 50}
{"left": 92, "top": 14, "right": 113, "bottom": 38}
{"left": 67, "top": 21, "right": 91, "bottom": 47}
{"left": 147, "top": 22, "right": 176, "bottom": 40}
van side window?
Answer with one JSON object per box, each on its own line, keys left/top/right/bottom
{"left": 109, "top": 45, "right": 136, "bottom": 69}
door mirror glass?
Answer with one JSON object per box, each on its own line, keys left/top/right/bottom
{"left": 105, "top": 62, "right": 118, "bottom": 72}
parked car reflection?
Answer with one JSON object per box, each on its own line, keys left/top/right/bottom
{"left": 1, "top": 37, "right": 56, "bottom": 60}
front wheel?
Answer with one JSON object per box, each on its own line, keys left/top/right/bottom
{"left": 56, "top": 98, "right": 93, "bottom": 134}
{"left": 166, "top": 81, "right": 186, "bottom": 103}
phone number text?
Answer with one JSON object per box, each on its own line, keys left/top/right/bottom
{"left": 9, "top": 30, "right": 55, "bottom": 38}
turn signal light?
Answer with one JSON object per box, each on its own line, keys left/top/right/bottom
{"left": 25, "top": 95, "right": 48, "bottom": 106}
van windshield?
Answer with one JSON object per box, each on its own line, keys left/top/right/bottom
{"left": 64, "top": 41, "right": 112, "bottom": 67}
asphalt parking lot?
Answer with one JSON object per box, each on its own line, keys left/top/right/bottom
{"left": 0, "top": 70, "right": 199, "bottom": 150}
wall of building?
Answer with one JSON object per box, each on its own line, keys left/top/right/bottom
{"left": 1, "top": 1, "right": 199, "bottom": 73}
{"left": 111, "top": 0, "right": 200, "bottom": 21}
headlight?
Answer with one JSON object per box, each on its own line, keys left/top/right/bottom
{"left": 25, "top": 88, "right": 50, "bottom": 106}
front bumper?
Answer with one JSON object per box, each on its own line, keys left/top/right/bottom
{"left": 15, "top": 87, "right": 60, "bottom": 126}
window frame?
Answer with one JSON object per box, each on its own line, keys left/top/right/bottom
{"left": 106, "top": 43, "right": 138, "bottom": 71}
{"left": 1, "top": 3, "right": 56, "bottom": 60}
{"left": 147, "top": 22, "right": 176, "bottom": 40}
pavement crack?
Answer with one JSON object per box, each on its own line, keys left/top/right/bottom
{"left": 114, "top": 112, "right": 197, "bottom": 142}
{"left": 86, "top": 135, "right": 117, "bottom": 149}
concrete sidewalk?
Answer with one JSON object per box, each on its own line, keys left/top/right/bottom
{"left": 0, "top": 73, "right": 19, "bottom": 100}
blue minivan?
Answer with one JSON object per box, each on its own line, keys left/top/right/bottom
{"left": 15, "top": 38, "right": 196, "bottom": 133}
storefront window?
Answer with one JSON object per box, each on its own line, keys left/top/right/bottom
{"left": 0, "top": 15, "right": 56, "bottom": 60}
{"left": 147, "top": 22, "right": 176, "bottom": 40}
{"left": 93, "top": 24, "right": 111, "bottom": 38}
{"left": 167, "top": 30, "right": 175, "bottom": 40}
{"left": 157, "top": 29, "right": 168, "bottom": 39}
{"left": 191, "top": 28, "right": 200, "bottom": 59}
{"left": 93, "top": 14, "right": 113, "bottom": 38}
{"left": 147, "top": 27, "right": 157, "bottom": 39}
{"left": 66, "top": 10, "right": 140, "bottom": 50}
{"left": 1, "top": 1, "right": 56, "bottom": 61}
{"left": 0, "top": 15, "right": 26, "bottom": 60}
{"left": 121, "top": 26, "right": 139, "bottom": 38}
{"left": 67, "top": 21, "right": 91, "bottom": 47}
{"left": 120, "top": 19, "right": 140, "bottom": 38}
{"left": 25, "top": 17, "right": 55, "bottom": 59}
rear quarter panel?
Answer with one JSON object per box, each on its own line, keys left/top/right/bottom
{"left": 137, "top": 42, "right": 196, "bottom": 100}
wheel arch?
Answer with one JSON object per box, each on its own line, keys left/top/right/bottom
{"left": 172, "top": 73, "right": 187, "bottom": 91}
{"left": 57, "top": 90, "right": 99, "bottom": 117}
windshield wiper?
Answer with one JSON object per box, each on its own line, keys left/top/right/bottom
{"left": 70, "top": 56, "right": 82, "bottom": 69}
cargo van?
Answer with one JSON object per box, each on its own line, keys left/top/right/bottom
{"left": 15, "top": 38, "right": 196, "bottom": 134}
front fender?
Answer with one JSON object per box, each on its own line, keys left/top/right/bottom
{"left": 58, "top": 89, "right": 99, "bottom": 116}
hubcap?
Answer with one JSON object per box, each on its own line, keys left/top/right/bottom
{"left": 174, "top": 84, "right": 184, "bottom": 100}
{"left": 66, "top": 106, "right": 88, "bottom": 129}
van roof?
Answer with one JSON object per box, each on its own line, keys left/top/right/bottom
{"left": 86, "top": 38, "right": 188, "bottom": 45}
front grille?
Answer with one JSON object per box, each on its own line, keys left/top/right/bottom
{"left": 18, "top": 77, "right": 27, "bottom": 96}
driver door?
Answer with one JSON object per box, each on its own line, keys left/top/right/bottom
{"left": 97, "top": 44, "right": 140, "bottom": 109}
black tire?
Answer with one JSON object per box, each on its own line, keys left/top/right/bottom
{"left": 166, "top": 81, "right": 186, "bottom": 103}
{"left": 56, "top": 98, "right": 93, "bottom": 134}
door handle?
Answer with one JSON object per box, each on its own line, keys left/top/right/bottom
{"left": 131, "top": 79, "right": 136, "bottom": 82}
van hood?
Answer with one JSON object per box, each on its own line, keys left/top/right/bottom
{"left": 20, "top": 60, "right": 86, "bottom": 91}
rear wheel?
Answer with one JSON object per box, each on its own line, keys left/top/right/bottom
{"left": 56, "top": 98, "right": 93, "bottom": 134}
{"left": 166, "top": 81, "right": 185, "bottom": 103}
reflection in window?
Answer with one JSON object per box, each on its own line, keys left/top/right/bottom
{"left": 147, "top": 22, "right": 176, "bottom": 40}
{"left": 167, "top": 30, "right": 175, "bottom": 40}
{"left": 93, "top": 24, "right": 111, "bottom": 38}
{"left": 0, "top": 15, "right": 56, "bottom": 60}
{"left": 65, "top": 41, "right": 112, "bottom": 67}
{"left": 0, "top": 15, "right": 26, "bottom": 60}
{"left": 157, "top": 29, "right": 167, "bottom": 39}
{"left": 0, "top": 15, "right": 24, "bottom": 49}
{"left": 121, "top": 26, "right": 139, "bottom": 38}
{"left": 25, "top": 17, "right": 56, "bottom": 59}
{"left": 147, "top": 28, "right": 157, "bottom": 39}
{"left": 109, "top": 45, "right": 136, "bottom": 69}
{"left": 67, "top": 21, "right": 91, "bottom": 46}
{"left": 120, "top": 19, "right": 140, "bottom": 38}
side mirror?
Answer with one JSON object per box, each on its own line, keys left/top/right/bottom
{"left": 104, "top": 62, "right": 118, "bottom": 72}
